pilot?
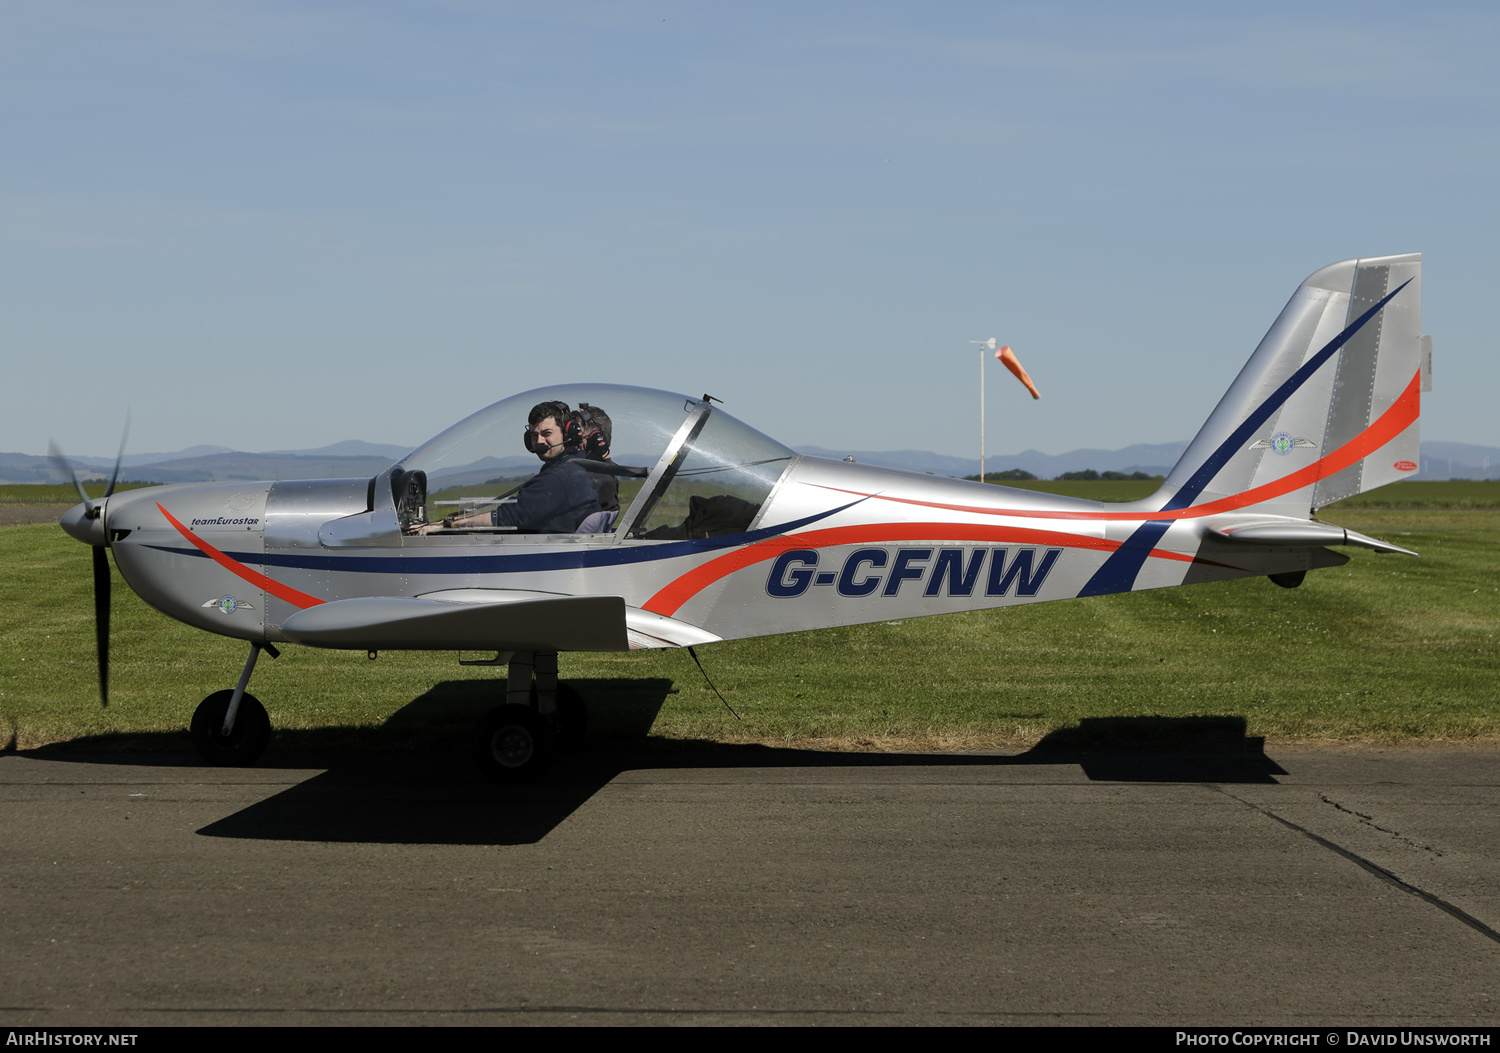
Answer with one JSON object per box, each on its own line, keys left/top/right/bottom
{"left": 418, "top": 400, "right": 600, "bottom": 534}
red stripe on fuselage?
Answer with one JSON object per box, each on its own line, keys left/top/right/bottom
{"left": 642, "top": 522, "right": 1209, "bottom": 618}
{"left": 815, "top": 370, "right": 1423, "bottom": 524}
{"left": 643, "top": 370, "right": 1420, "bottom": 617}
{"left": 158, "top": 503, "right": 325, "bottom": 610}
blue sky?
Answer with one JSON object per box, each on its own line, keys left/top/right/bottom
{"left": 5, "top": 2, "right": 1496, "bottom": 461}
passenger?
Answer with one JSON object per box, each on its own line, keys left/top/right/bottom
{"left": 417, "top": 400, "right": 600, "bottom": 534}
{"left": 575, "top": 402, "right": 619, "bottom": 513}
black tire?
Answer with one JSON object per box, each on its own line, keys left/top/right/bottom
{"left": 190, "top": 690, "right": 271, "bottom": 767}
{"left": 474, "top": 704, "right": 555, "bottom": 784}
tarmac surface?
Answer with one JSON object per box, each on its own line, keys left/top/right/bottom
{"left": 0, "top": 506, "right": 68, "bottom": 527}
{"left": 2, "top": 745, "right": 1498, "bottom": 1026}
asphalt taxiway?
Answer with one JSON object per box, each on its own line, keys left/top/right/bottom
{"left": 2, "top": 746, "right": 1497, "bottom": 1026}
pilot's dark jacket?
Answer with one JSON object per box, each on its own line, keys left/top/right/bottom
{"left": 490, "top": 456, "right": 600, "bottom": 533}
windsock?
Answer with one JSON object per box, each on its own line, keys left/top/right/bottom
{"left": 997, "top": 345, "right": 1041, "bottom": 399}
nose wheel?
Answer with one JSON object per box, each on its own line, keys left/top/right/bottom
{"left": 190, "top": 690, "right": 271, "bottom": 766}
{"left": 189, "top": 641, "right": 277, "bottom": 766}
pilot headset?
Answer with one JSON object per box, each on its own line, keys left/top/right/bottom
{"left": 575, "top": 403, "right": 611, "bottom": 458}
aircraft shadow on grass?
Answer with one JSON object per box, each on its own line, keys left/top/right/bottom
{"left": 19, "top": 684, "right": 1285, "bottom": 846}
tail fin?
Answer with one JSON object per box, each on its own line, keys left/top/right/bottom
{"left": 1158, "top": 254, "right": 1424, "bottom": 517}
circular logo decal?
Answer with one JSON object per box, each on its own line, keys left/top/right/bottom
{"left": 1269, "top": 432, "right": 1295, "bottom": 456}
{"left": 216, "top": 595, "right": 239, "bottom": 615}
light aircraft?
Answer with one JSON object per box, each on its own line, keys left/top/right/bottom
{"left": 56, "top": 253, "right": 1428, "bottom": 782}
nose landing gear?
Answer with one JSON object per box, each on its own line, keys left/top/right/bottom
{"left": 190, "top": 641, "right": 278, "bottom": 766}
{"left": 185, "top": 641, "right": 586, "bottom": 780}
{"left": 190, "top": 690, "right": 271, "bottom": 765}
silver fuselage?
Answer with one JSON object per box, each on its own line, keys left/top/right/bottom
{"left": 85, "top": 455, "right": 1340, "bottom": 652}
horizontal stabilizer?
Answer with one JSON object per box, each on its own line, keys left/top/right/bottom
{"left": 1209, "top": 520, "right": 1417, "bottom": 556}
{"left": 281, "top": 594, "right": 629, "bottom": 651}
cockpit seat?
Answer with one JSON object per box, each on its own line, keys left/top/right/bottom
{"left": 575, "top": 510, "right": 618, "bottom": 535}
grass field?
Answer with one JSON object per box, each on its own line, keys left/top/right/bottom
{"left": 0, "top": 482, "right": 157, "bottom": 505}
{"left": 1322, "top": 480, "right": 1500, "bottom": 508}
{"left": 2, "top": 490, "right": 1496, "bottom": 755}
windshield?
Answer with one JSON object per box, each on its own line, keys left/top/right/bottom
{"left": 625, "top": 405, "right": 796, "bottom": 539}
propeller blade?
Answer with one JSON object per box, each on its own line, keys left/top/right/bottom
{"left": 996, "top": 345, "right": 1041, "bottom": 400}
{"left": 92, "top": 545, "right": 110, "bottom": 707}
{"left": 52, "top": 420, "right": 128, "bottom": 708}
{"left": 47, "top": 440, "right": 93, "bottom": 511}
{"left": 103, "top": 411, "right": 131, "bottom": 499}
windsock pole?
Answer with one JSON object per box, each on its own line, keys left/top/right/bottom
{"left": 970, "top": 340, "right": 1042, "bottom": 485}
{"left": 968, "top": 338, "right": 999, "bottom": 483}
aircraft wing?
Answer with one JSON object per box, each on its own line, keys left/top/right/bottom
{"left": 278, "top": 588, "right": 724, "bottom": 651}
{"left": 280, "top": 592, "right": 631, "bottom": 651}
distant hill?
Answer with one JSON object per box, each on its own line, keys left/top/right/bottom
{"left": 0, "top": 442, "right": 414, "bottom": 485}
{"left": 261, "top": 440, "right": 416, "bottom": 460}
{"left": 6, "top": 438, "right": 1496, "bottom": 485}
{"left": 795, "top": 441, "right": 1500, "bottom": 481}
{"left": 793, "top": 442, "right": 1188, "bottom": 479}
{"left": 1420, "top": 442, "right": 1500, "bottom": 480}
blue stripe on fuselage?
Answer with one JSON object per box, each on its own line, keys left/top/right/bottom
{"left": 142, "top": 501, "right": 858, "bottom": 578}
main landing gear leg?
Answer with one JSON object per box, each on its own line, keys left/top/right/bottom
{"left": 507, "top": 650, "right": 536, "bottom": 709}
{"left": 190, "top": 641, "right": 278, "bottom": 766}
{"left": 532, "top": 650, "right": 588, "bottom": 749}
{"left": 533, "top": 650, "right": 560, "bottom": 721}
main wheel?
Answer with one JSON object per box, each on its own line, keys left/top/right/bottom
{"left": 190, "top": 690, "right": 271, "bottom": 766}
{"left": 474, "top": 704, "right": 556, "bottom": 784}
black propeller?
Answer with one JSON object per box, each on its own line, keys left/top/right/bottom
{"left": 92, "top": 544, "right": 110, "bottom": 706}
{"left": 49, "top": 417, "right": 129, "bottom": 708}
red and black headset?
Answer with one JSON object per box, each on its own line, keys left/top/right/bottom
{"left": 574, "top": 403, "right": 610, "bottom": 458}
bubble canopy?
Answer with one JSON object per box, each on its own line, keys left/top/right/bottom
{"left": 393, "top": 385, "right": 796, "bottom": 538}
